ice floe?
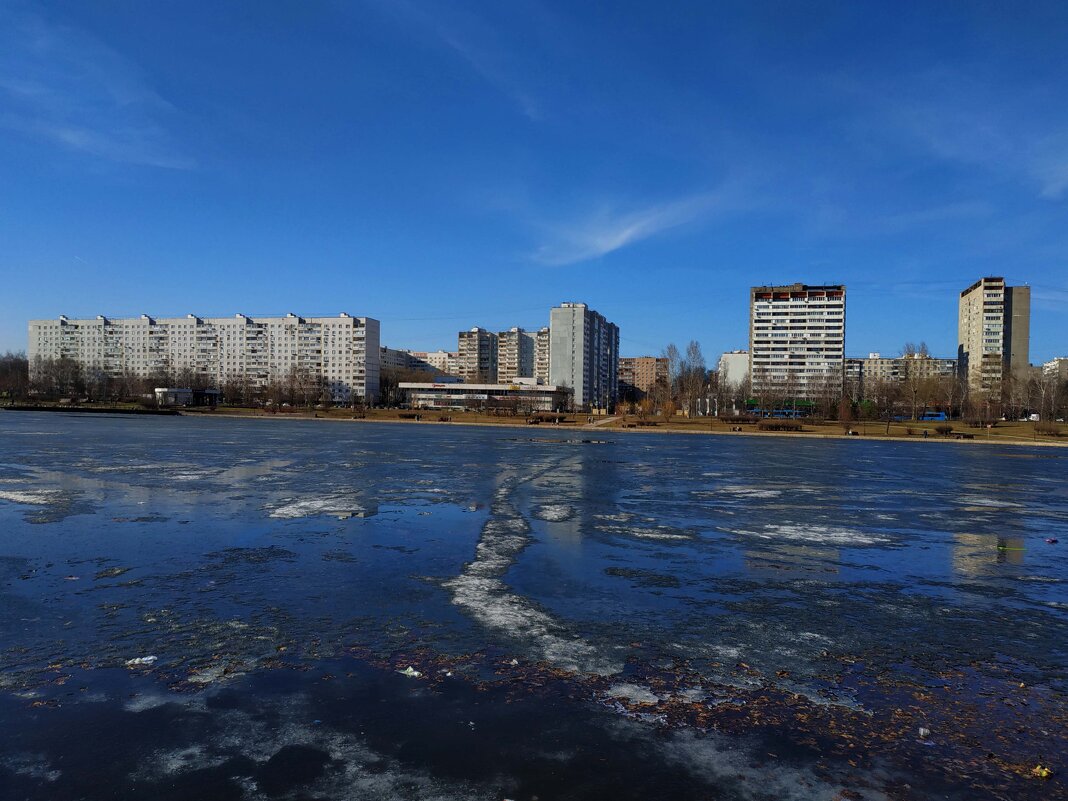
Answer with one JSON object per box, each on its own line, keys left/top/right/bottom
{"left": 533, "top": 504, "right": 574, "bottom": 522}
{"left": 733, "top": 523, "right": 890, "bottom": 547}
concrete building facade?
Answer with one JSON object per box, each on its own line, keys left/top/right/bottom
{"left": 534, "top": 327, "right": 551, "bottom": 385}
{"left": 548, "top": 302, "right": 619, "bottom": 411}
{"left": 618, "top": 356, "right": 668, "bottom": 401}
{"left": 400, "top": 379, "right": 570, "bottom": 412}
{"left": 1044, "top": 358, "right": 1068, "bottom": 382}
{"left": 497, "top": 327, "right": 537, "bottom": 383}
{"left": 958, "top": 277, "right": 1031, "bottom": 396}
{"left": 28, "top": 313, "right": 381, "bottom": 402}
{"left": 717, "top": 350, "right": 750, "bottom": 388}
{"left": 847, "top": 352, "right": 957, "bottom": 396}
{"left": 457, "top": 328, "right": 498, "bottom": 384}
{"left": 749, "top": 284, "right": 846, "bottom": 399}
{"left": 409, "top": 350, "right": 459, "bottom": 376}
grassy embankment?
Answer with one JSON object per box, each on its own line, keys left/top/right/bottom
{"left": 180, "top": 405, "right": 1068, "bottom": 445}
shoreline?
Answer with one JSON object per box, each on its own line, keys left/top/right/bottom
{"left": 4, "top": 405, "right": 1065, "bottom": 448}
{"left": 181, "top": 409, "right": 1068, "bottom": 449}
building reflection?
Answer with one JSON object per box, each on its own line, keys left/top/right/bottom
{"left": 953, "top": 532, "right": 1025, "bottom": 575}
{"left": 526, "top": 439, "right": 620, "bottom": 551}
{"left": 744, "top": 544, "right": 840, "bottom": 576}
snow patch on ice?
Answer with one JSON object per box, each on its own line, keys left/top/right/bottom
{"left": 445, "top": 469, "right": 622, "bottom": 676}
{"left": 0, "top": 489, "right": 60, "bottom": 505}
{"left": 534, "top": 504, "right": 574, "bottom": 522}
{"left": 596, "top": 524, "right": 694, "bottom": 542}
{"left": 607, "top": 683, "right": 663, "bottom": 705}
{"left": 268, "top": 495, "right": 373, "bottom": 519}
{"left": 734, "top": 524, "right": 890, "bottom": 547}
{"left": 719, "top": 486, "right": 783, "bottom": 499}
{"left": 1, "top": 752, "right": 61, "bottom": 783}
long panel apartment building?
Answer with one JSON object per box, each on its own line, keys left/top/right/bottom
{"left": 749, "top": 284, "right": 846, "bottom": 399}
{"left": 28, "top": 312, "right": 381, "bottom": 402}
{"left": 957, "top": 277, "right": 1030, "bottom": 396}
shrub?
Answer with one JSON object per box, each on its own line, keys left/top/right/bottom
{"left": 935, "top": 424, "right": 954, "bottom": 436}
{"left": 1035, "top": 422, "right": 1062, "bottom": 437}
{"left": 758, "top": 420, "right": 803, "bottom": 432}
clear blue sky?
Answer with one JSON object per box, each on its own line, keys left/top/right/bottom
{"left": 1, "top": 0, "right": 1066, "bottom": 362}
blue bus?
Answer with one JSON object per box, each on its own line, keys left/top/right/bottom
{"left": 919, "top": 411, "right": 947, "bottom": 421}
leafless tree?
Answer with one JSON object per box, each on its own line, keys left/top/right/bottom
{"left": 0, "top": 351, "right": 30, "bottom": 400}
{"left": 675, "top": 340, "right": 707, "bottom": 417}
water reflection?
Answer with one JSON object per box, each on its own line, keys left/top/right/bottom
{"left": 953, "top": 532, "right": 1026, "bottom": 575}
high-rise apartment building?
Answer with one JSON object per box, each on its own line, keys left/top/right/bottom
{"left": 548, "top": 302, "right": 619, "bottom": 410}
{"left": 717, "top": 350, "right": 749, "bottom": 388}
{"left": 28, "top": 313, "right": 380, "bottom": 402}
{"left": 618, "top": 356, "right": 668, "bottom": 401}
{"left": 957, "top": 277, "right": 1030, "bottom": 396}
{"left": 497, "top": 327, "right": 536, "bottom": 383}
{"left": 534, "top": 327, "right": 551, "bottom": 385}
{"left": 457, "top": 327, "right": 498, "bottom": 384}
{"left": 749, "top": 284, "right": 846, "bottom": 399}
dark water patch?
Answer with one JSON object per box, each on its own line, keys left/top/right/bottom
{"left": 604, "top": 566, "right": 682, "bottom": 589}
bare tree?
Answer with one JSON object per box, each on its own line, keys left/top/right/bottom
{"left": 676, "top": 341, "right": 707, "bottom": 417}
{"left": 0, "top": 352, "right": 30, "bottom": 400}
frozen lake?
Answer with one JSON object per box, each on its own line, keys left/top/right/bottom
{"left": 1, "top": 411, "right": 1066, "bottom": 800}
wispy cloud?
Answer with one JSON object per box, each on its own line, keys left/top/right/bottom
{"left": 0, "top": 5, "right": 193, "bottom": 169}
{"left": 849, "top": 68, "right": 1068, "bottom": 201}
{"left": 531, "top": 189, "right": 744, "bottom": 266}
{"left": 365, "top": 0, "right": 551, "bottom": 121}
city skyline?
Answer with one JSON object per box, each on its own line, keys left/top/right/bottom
{"left": 2, "top": 2, "right": 1066, "bottom": 361}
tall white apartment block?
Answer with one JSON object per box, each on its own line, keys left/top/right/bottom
{"left": 749, "top": 284, "right": 846, "bottom": 399}
{"left": 534, "top": 327, "right": 550, "bottom": 385}
{"left": 958, "top": 277, "right": 1030, "bottom": 396}
{"left": 28, "top": 313, "right": 380, "bottom": 402}
{"left": 548, "top": 302, "right": 619, "bottom": 410}
{"left": 497, "top": 327, "right": 537, "bottom": 383}
{"left": 457, "top": 327, "right": 498, "bottom": 384}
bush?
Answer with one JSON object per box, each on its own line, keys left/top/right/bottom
{"left": 935, "top": 424, "right": 954, "bottom": 436}
{"left": 1035, "top": 422, "right": 1062, "bottom": 437}
{"left": 758, "top": 420, "right": 803, "bottom": 432}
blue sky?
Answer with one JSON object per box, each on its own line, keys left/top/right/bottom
{"left": 1, "top": 0, "right": 1066, "bottom": 362}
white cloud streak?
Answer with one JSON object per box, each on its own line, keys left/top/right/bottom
{"left": 0, "top": 6, "right": 193, "bottom": 169}
{"left": 531, "top": 190, "right": 742, "bottom": 266}
{"left": 366, "top": 0, "right": 547, "bottom": 121}
{"left": 853, "top": 69, "right": 1068, "bottom": 201}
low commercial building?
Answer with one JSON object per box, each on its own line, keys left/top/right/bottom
{"left": 400, "top": 379, "right": 571, "bottom": 412}
{"left": 154, "top": 387, "right": 220, "bottom": 407}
